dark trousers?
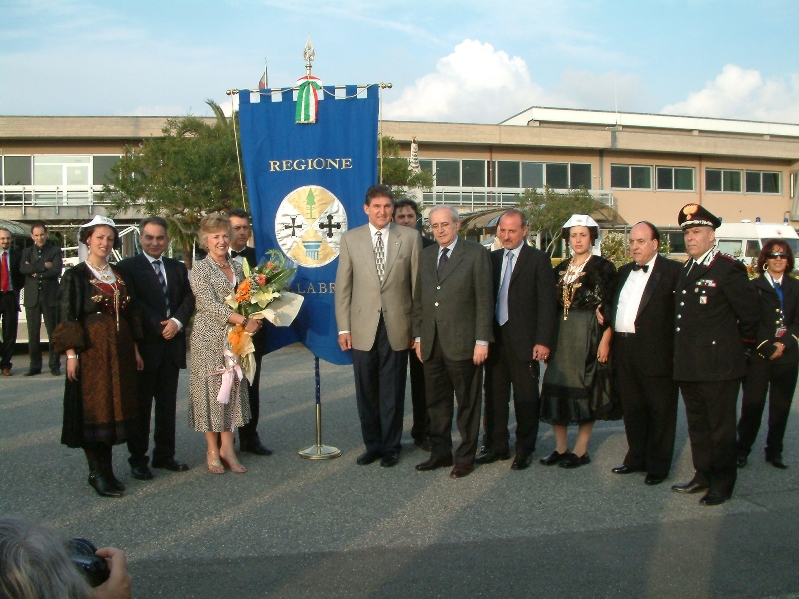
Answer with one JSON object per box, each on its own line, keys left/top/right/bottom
{"left": 679, "top": 379, "right": 741, "bottom": 497}
{"left": 239, "top": 327, "right": 266, "bottom": 446}
{"left": 614, "top": 334, "right": 678, "bottom": 478}
{"left": 127, "top": 361, "right": 180, "bottom": 467}
{"left": 0, "top": 292, "right": 19, "bottom": 369}
{"left": 484, "top": 330, "right": 541, "bottom": 455}
{"left": 737, "top": 355, "right": 798, "bottom": 458}
{"left": 408, "top": 346, "right": 430, "bottom": 441}
{"left": 25, "top": 302, "right": 59, "bottom": 372}
{"left": 424, "top": 334, "right": 483, "bottom": 465}
{"left": 352, "top": 315, "right": 407, "bottom": 454}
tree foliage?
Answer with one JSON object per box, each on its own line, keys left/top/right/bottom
{"left": 379, "top": 136, "right": 434, "bottom": 195}
{"left": 517, "top": 186, "right": 601, "bottom": 255}
{"left": 103, "top": 100, "right": 245, "bottom": 264}
{"left": 600, "top": 231, "right": 632, "bottom": 268}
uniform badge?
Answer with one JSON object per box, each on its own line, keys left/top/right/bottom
{"left": 700, "top": 296, "right": 708, "bottom": 304}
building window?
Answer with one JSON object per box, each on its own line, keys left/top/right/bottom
{"left": 33, "top": 155, "right": 90, "bottom": 186}
{"left": 546, "top": 163, "right": 569, "bottom": 189}
{"left": 522, "top": 162, "right": 543, "bottom": 188}
{"left": 93, "top": 156, "right": 121, "bottom": 185}
{"left": 656, "top": 166, "right": 694, "bottom": 191}
{"left": 611, "top": 164, "right": 652, "bottom": 189}
{"left": 3, "top": 156, "right": 33, "bottom": 185}
{"left": 705, "top": 168, "right": 742, "bottom": 192}
{"left": 461, "top": 160, "right": 485, "bottom": 187}
{"left": 570, "top": 163, "right": 592, "bottom": 189}
{"left": 496, "top": 160, "right": 521, "bottom": 188}
{"left": 434, "top": 159, "right": 460, "bottom": 186}
{"left": 745, "top": 170, "right": 781, "bottom": 194}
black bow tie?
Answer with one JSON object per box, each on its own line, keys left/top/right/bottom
{"left": 632, "top": 263, "right": 649, "bottom": 273}
{"left": 230, "top": 250, "right": 242, "bottom": 258}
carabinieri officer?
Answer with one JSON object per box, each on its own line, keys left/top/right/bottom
{"left": 671, "top": 204, "right": 759, "bottom": 506}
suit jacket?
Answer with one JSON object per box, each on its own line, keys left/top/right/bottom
{"left": 413, "top": 238, "right": 494, "bottom": 361}
{"left": 491, "top": 243, "right": 556, "bottom": 360}
{"left": 335, "top": 223, "right": 421, "bottom": 352}
{"left": 673, "top": 252, "right": 760, "bottom": 382}
{"left": 19, "top": 241, "right": 63, "bottom": 308}
{"left": 751, "top": 274, "right": 799, "bottom": 364}
{"left": 2, "top": 248, "right": 24, "bottom": 310}
{"left": 116, "top": 253, "right": 195, "bottom": 370}
{"left": 233, "top": 246, "right": 258, "bottom": 269}
{"left": 611, "top": 255, "right": 681, "bottom": 377}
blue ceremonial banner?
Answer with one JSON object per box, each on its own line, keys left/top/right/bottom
{"left": 238, "top": 85, "right": 378, "bottom": 365}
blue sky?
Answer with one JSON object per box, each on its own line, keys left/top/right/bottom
{"left": 2, "top": 0, "right": 798, "bottom": 123}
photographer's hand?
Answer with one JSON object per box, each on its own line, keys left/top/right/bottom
{"left": 91, "top": 547, "right": 131, "bottom": 599}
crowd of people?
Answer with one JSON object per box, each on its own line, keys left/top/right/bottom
{"left": 0, "top": 191, "right": 795, "bottom": 510}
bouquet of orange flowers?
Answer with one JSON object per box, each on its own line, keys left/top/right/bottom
{"left": 224, "top": 250, "right": 304, "bottom": 381}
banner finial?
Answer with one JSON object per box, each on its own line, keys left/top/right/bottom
{"left": 303, "top": 35, "right": 315, "bottom": 77}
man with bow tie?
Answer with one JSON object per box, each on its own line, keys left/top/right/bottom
{"left": 671, "top": 204, "right": 759, "bottom": 506}
{"left": 609, "top": 221, "right": 681, "bottom": 485}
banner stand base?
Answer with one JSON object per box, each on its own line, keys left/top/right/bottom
{"left": 298, "top": 357, "right": 341, "bottom": 460}
{"left": 299, "top": 444, "right": 341, "bottom": 460}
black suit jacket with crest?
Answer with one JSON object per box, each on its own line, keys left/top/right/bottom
{"left": 751, "top": 274, "right": 799, "bottom": 364}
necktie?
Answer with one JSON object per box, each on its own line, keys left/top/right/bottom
{"left": 374, "top": 231, "right": 385, "bottom": 284}
{"left": 230, "top": 250, "right": 241, "bottom": 258}
{"left": 775, "top": 281, "right": 784, "bottom": 311}
{"left": 437, "top": 248, "right": 449, "bottom": 279}
{"left": 0, "top": 252, "right": 8, "bottom": 292}
{"left": 153, "top": 259, "right": 170, "bottom": 316}
{"left": 496, "top": 251, "right": 514, "bottom": 325}
{"left": 632, "top": 263, "right": 649, "bottom": 272}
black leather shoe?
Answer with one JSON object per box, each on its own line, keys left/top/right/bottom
{"left": 23, "top": 369, "right": 41, "bottom": 377}
{"left": 539, "top": 450, "right": 567, "bottom": 466}
{"left": 612, "top": 465, "right": 642, "bottom": 474}
{"left": 415, "top": 455, "right": 454, "bottom": 471}
{"left": 737, "top": 455, "right": 747, "bottom": 468}
{"left": 380, "top": 452, "right": 399, "bottom": 468}
{"left": 671, "top": 480, "right": 707, "bottom": 494}
{"left": 767, "top": 454, "right": 788, "bottom": 469}
{"left": 511, "top": 452, "right": 533, "bottom": 470}
{"left": 241, "top": 440, "right": 273, "bottom": 455}
{"left": 152, "top": 458, "right": 189, "bottom": 472}
{"left": 50, "top": 369, "right": 61, "bottom": 376}
{"left": 559, "top": 452, "right": 590, "bottom": 468}
{"left": 475, "top": 449, "right": 511, "bottom": 464}
{"left": 644, "top": 474, "right": 665, "bottom": 485}
{"left": 88, "top": 473, "right": 123, "bottom": 498}
{"left": 699, "top": 490, "right": 728, "bottom": 506}
{"left": 131, "top": 465, "right": 154, "bottom": 480}
{"left": 356, "top": 450, "right": 382, "bottom": 465}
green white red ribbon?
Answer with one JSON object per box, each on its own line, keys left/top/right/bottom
{"left": 296, "top": 75, "right": 322, "bottom": 124}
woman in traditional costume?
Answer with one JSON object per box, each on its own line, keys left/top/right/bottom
{"left": 53, "top": 216, "right": 143, "bottom": 497}
{"left": 188, "top": 212, "right": 259, "bottom": 474}
{"left": 539, "top": 215, "right": 618, "bottom": 468}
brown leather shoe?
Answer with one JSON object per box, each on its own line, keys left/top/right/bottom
{"left": 1, "top": 368, "right": 10, "bottom": 376}
{"left": 449, "top": 463, "right": 473, "bottom": 478}
{"left": 415, "top": 455, "right": 454, "bottom": 471}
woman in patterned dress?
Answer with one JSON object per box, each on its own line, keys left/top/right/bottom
{"left": 538, "top": 215, "right": 618, "bottom": 468}
{"left": 189, "top": 213, "right": 260, "bottom": 474}
{"left": 53, "top": 216, "right": 144, "bottom": 497}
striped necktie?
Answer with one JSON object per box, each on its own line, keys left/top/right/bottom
{"left": 374, "top": 231, "right": 385, "bottom": 284}
{"left": 153, "top": 259, "right": 170, "bottom": 316}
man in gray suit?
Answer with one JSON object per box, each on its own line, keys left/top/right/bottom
{"left": 413, "top": 205, "right": 494, "bottom": 478}
{"left": 335, "top": 185, "right": 422, "bottom": 468}
{"left": 19, "top": 221, "right": 63, "bottom": 376}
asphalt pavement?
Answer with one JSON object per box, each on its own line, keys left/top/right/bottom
{"left": 1, "top": 343, "right": 798, "bottom": 599}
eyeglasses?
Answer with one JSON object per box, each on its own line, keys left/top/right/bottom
{"left": 431, "top": 222, "right": 453, "bottom": 231}
{"left": 767, "top": 252, "right": 789, "bottom": 259}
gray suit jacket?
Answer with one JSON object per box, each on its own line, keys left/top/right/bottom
{"left": 19, "top": 241, "right": 63, "bottom": 308}
{"left": 335, "top": 222, "right": 422, "bottom": 352}
{"left": 413, "top": 238, "right": 494, "bottom": 361}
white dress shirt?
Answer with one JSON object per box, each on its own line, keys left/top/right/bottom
{"left": 614, "top": 254, "right": 657, "bottom": 334}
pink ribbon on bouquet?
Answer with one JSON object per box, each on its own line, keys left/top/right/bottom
{"left": 207, "top": 349, "right": 242, "bottom": 432}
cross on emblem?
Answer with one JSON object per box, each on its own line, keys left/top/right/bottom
{"left": 283, "top": 216, "right": 302, "bottom": 237}
{"left": 319, "top": 214, "right": 342, "bottom": 238}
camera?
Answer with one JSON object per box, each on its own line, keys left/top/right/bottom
{"left": 69, "top": 537, "right": 110, "bottom": 587}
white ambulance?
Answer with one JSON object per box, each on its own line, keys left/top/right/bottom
{"left": 714, "top": 218, "right": 799, "bottom": 262}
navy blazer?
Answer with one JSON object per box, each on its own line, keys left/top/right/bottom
{"left": 751, "top": 274, "right": 799, "bottom": 364}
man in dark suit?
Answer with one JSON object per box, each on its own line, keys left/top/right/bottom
{"left": 228, "top": 208, "right": 272, "bottom": 456}
{"left": 476, "top": 209, "right": 556, "bottom": 470}
{"left": 610, "top": 221, "right": 681, "bottom": 485}
{"left": 336, "top": 186, "right": 422, "bottom": 467}
{"left": 0, "top": 227, "right": 25, "bottom": 376}
{"left": 393, "top": 197, "right": 435, "bottom": 450}
{"left": 117, "top": 217, "right": 195, "bottom": 479}
{"left": 672, "top": 204, "right": 759, "bottom": 506}
{"left": 413, "top": 205, "right": 494, "bottom": 478}
{"left": 19, "top": 221, "right": 63, "bottom": 376}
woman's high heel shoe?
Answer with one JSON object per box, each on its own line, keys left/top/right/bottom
{"left": 207, "top": 451, "right": 225, "bottom": 475}
{"left": 219, "top": 455, "right": 247, "bottom": 473}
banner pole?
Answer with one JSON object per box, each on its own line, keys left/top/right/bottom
{"left": 299, "top": 356, "right": 341, "bottom": 459}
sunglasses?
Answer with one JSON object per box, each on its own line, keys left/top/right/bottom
{"left": 767, "top": 252, "right": 789, "bottom": 259}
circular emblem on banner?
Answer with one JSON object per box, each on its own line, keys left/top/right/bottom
{"left": 275, "top": 185, "right": 348, "bottom": 267}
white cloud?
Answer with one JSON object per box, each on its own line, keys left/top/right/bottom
{"left": 662, "top": 64, "right": 799, "bottom": 123}
{"left": 553, "top": 70, "right": 654, "bottom": 114}
{"left": 383, "top": 39, "right": 555, "bottom": 123}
